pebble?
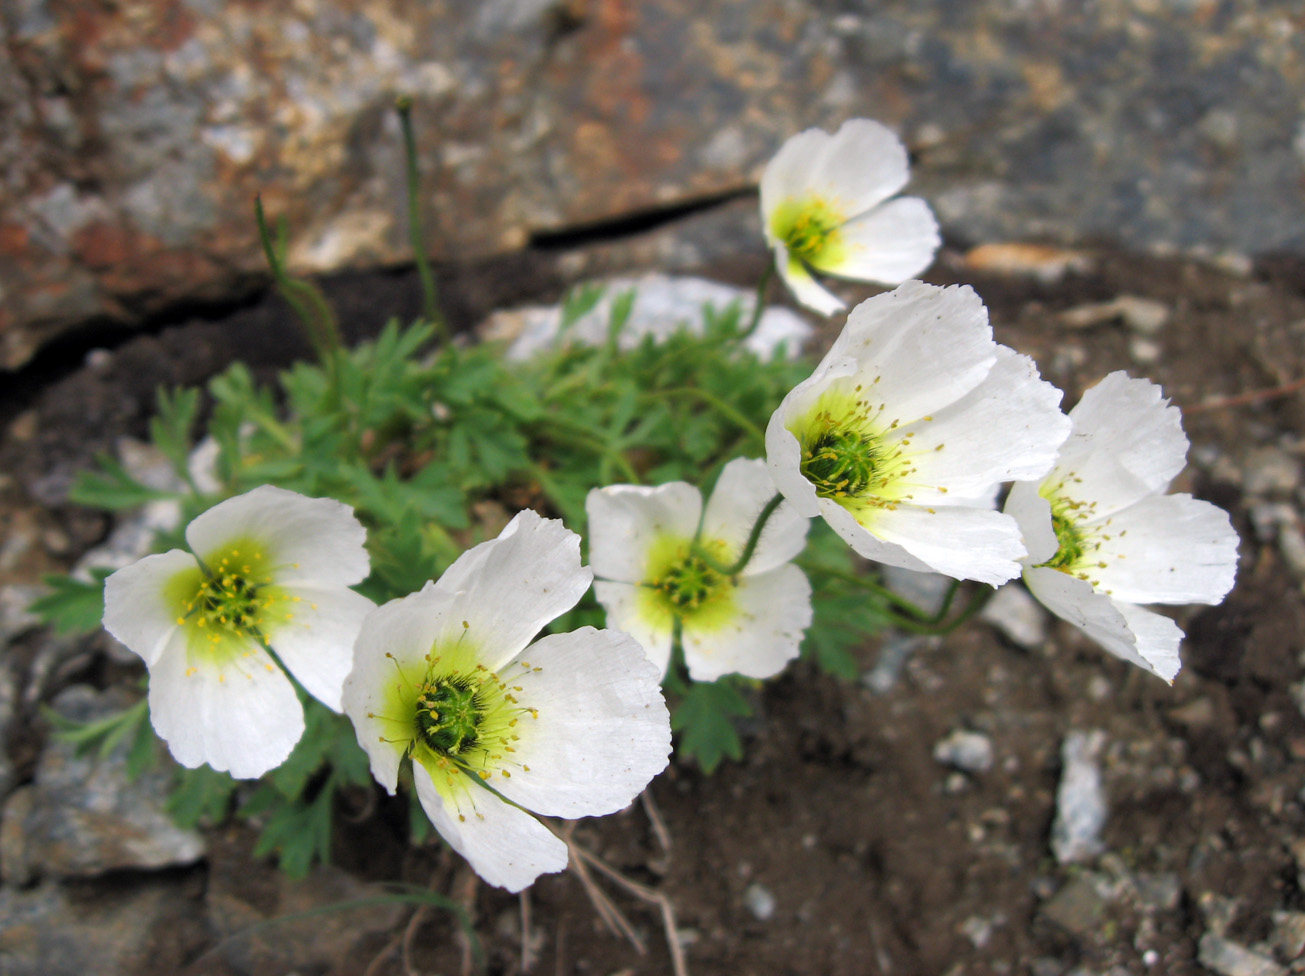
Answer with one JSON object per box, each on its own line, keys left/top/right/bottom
{"left": 1243, "top": 447, "right": 1302, "bottom": 498}
{"left": 1058, "top": 295, "right": 1170, "bottom": 335}
{"left": 862, "top": 635, "right": 922, "bottom": 695}
{"left": 1271, "top": 910, "right": 1305, "bottom": 961}
{"left": 1051, "top": 730, "right": 1107, "bottom": 865}
{"left": 961, "top": 243, "right": 1093, "bottom": 283}
{"left": 1197, "top": 934, "right": 1287, "bottom": 976}
{"left": 1041, "top": 874, "right": 1109, "bottom": 935}
{"left": 743, "top": 882, "right": 776, "bottom": 921}
{"left": 980, "top": 583, "right": 1048, "bottom": 649}
{"left": 933, "top": 729, "right": 995, "bottom": 774}
{"left": 882, "top": 565, "right": 953, "bottom": 617}
{"left": 1128, "top": 336, "right": 1163, "bottom": 364}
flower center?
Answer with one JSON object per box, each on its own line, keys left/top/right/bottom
{"left": 653, "top": 554, "right": 726, "bottom": 611}
{"left": 772, "top": 196, "right": 845, "bottom": 264}
{"left": 177, "top": 540, "right": 284, "bottom": 646}
{"left": 415, "top": 674, "right": 484, "bottom": 757}
{"left": 801, "top": 426, "right": 883, "bottom": 499}
{"left": 1041, "top": 510, "right": 1086, "bottom": 571}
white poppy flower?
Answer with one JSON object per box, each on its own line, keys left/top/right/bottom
{"left": 103, "top": 485, "right": 376, "bottom": 779}
{"left": 587, "top": 458, "right": 812, "bottom": 682}
{"left": 1005, "top": 372, "right": 1239, "bottom": 682}
{"left": 766, "top": 281, "right": 1071, "bottom": 585}
{"left": 342, "top": 510, "right": 670, "bottom": 893}
{"left": 760, "top": 118, "right": 941, "bottom": 315}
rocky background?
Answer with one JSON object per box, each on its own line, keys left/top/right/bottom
{"left": 2, "top": 0, "right": 1304, "bottom": 368}
{"left": 4, "top": 2, "right": 1305, "bottom": 975}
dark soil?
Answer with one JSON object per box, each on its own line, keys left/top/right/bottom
{"left": 3, "top": 241, "right": 1304, "bottom": 976}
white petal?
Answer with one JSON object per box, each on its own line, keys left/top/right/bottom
{"left": 1087, "top": 494, "right": 1239, "bottom": 605}
{"left": 592, "top": 580, "right": 674, "bottom": 674}
{"left": 812, "top": 197, "right": 940, "bottom": 285}
{"left": 342, "top": 587, "right": 457, "bottom": 792}
{"left": 103, "top": 549, "right": 197, "bottom": 667}
{"left": 822, "top": 283, "right": 997, "bottom": 423}
{"left": 586, "top": 482, "right": 702, "bottom": 584}
{"left": 1050, "top": 372, "right": 1188, "bottom": 515}
{"left": 682, "top": 565, "right": 811, "bottom": 682}
{"left": 414, "top": 765, "right": 568, "bottom": 893}
{"left": 809, "top": 118, "right": 911, "bottom": 218}
{"left": 491, "top": 628, "right": 670, "bottom": 819}
{"left": 269, "top": 584, "right": 376, "bottom": 711}
{"left": 147, "top": 627, "right": 304, "bottom": 778}
{"left": 431, "top": 510, "right": 592, "bottom": 671}
{"left": 774, "top": 245, "right": 846, "bottom": 315}
{"left": 898, "top": 346, "right": 1070, "bottom": 499}
{"left": 701, "top": 458, "right": 809, "bottom": 576}
{"left": 840, "top": 501, "right": 1027, "bottom": 585}
{"left": 186, "top": 485, "right": 369, "bottom": 587}
{"left": 1023, "top": 567, "right": 1180, "bottom": 681}
{"left": 759, "top": 128, "right": 834, "bottom": 237}
{"left": 1004, "top": 480, "right": 1060, "bottom": 565}
{"left": 815, "top": 499, "right": 938, "bottom": 575}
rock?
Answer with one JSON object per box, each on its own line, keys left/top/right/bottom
{"left": 1244, "top": 448, "right": 1302, "bottom": 498}
{"left": 480, "top": 272, "right": 812, "bottom": 361}
{"left": 980, "top": 583, "right": 1048, "bottom": 650}
{"left": 1271, "top": 910, "right": 1305, "bottom": 962}
{"left": 743, "top": 882, "right": 776, "bottom": 921}
{"left": 961, "top": 243, "right": 1092, "bottom": 284}
{"left": 6, "top": 2, "right": 1305, "bottom": 367}
{"left": 933, "top": 730, "right": 995, "bottom": 775}
{"left": 0, "top": 877, "right": 204, "bottom": 976}
{"left": 1057, "top": 296, "right": 1170, "bottom": 335}
{"left": 882, "top": 565, "right": 953, "bottom": 618}
{"left": 862, "top": 636, "right": 922, "bottom": 695}
{"left": 0, "top": 583, "right": 43, "bottom": 646}
{"left": 1051, "top": 730, "right": 1107, "bottom": 865}
{"left": 1040, "top": 875, "right": 1109, "bottom": 936}
{"left": 1197, "top": 934, "right": 1287, "bottom": 976}
{"left": 0, "top": 685, "right": 205, "bottom": 884}
{"left": 1128, "top": 337, "right": 1162, "bottom": 365}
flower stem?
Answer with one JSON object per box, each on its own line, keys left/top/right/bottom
{"left": 738, "top": 261, "right": 774, "bottom": 341}
{"left": 693, "top": 493, "right": 784, "bottom": 577}
{"left": 395, "top": 96, "right": 448, "bottom": 343}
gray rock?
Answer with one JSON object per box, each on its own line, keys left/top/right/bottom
{"left": 0, "top": 878, "right": 201, "bottom": 976}
{"left": 882, "top": 565, "right": 953, "bottom": 618}
{"left": 0, "top": 685, "right": 204, "bottom": 884}
{"left": 743, "top": 881, "right": 777, "bottom": 921}
{"left": 862, "top": 636, "right": 923, "bottom": 695}
{"left": 1244, "top": 448, "right": 1302, "bottom": 498}
{"left": 933, "top": 729, "right": 995, "bottom": 775}
{"left": 1051, "top": 730, "right": 1108, "bottom": 865}
{"left": 1271, "top": 910, "right": 1305, "bottom": 963}
{"left": 1041, "top": 874, "right": 1110, "bottom": 936}
{"left": 981, "top": 583, "right": 1049, "bottom": 650}
{"left": 1198, "top": 934, "right": 1287, "bottom": 976}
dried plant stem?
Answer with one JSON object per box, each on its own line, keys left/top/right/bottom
{"left": 1183, "top": 375, "right": 1305, "bottom": 414}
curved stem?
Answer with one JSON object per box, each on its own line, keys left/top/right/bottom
{"left": 396, "top": 96, "right": 448, "bottom": 343}
{"left": 738, "top": 261, "right": 774, "bottom": 341}
{"left": 692, "top": 493, "right": 784, "bottom": 577}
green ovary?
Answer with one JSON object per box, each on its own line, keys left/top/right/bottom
{"left": 1041, "top": 510, "right": 1085, "bottom": 571}
{"left": 771, "top": 196, "right": 847, "bottom": 267}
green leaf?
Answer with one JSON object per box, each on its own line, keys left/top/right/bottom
{"left": 168, "top": 765, "right": 238, "bottom": 828}
{"left": 671, "top": 680, "right": 752, "bottom": 774}
{"left": 28, "top": 569, "right": 112, "bottom": 635}
{"left": 149, "top": 386, "right": 200, "bottom": 481}
{"left": 67, "top": 455, "right": 173, "bottom": 510}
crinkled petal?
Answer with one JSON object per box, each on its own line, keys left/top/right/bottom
{"left": 148, "top": 627, "right": 304, "bottom": 778}
{"left": 593, "top": 580, "right": 674, "bottom": 674}
{"left": 1004, "top": 480, "right": 1060, "bottom": 565}
{"left": 1049, "top": 372, "right": 1188, "bottom": 516}
{"left": 270, "top": 584, "right": 376, "bottom": 711}
{"left": 431, "top": 511, "right": 592, "bottom": 671}
{"left": 491, "top": 628, "right": 670, "bottom": 818}
{"left": 414, "top": 765, "right": 568, "bottom": 893}
{"left": 811, "top": 197, "right": 940, "bottom": 285}
{"left": 342, "top": 585, "right": 458, "bottom": 792}
{"left": 1023, "top": 567, "right": 1181, "bottom": 682}
{"left": 897, "top": 346, "right": 1069, "bottom": 500}
{"left": 831, "top": 499, "right": 1026, "bottom": 585}
{"left": 701, "top": 458, "right": 808, "bottom": 576}
{"left": 682, "top": 565, "right": 812, "bottom": 682}
{"left": 1088, "top": 494, "right": 1239, "bottom": 605}
{"left": 186, "top": 485, "right": 369, "bottom": 587}
{"left": 103, "top": 549, "right": 197, "bottom": 667}
{"left": 775, "top": 245, "right": 847, "bottom": 315}
{"left": 821, "top": 283, "right": 997, "bottom": 422}
{"left": 586, "top": 483, "right": 702, "bottom": 584}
